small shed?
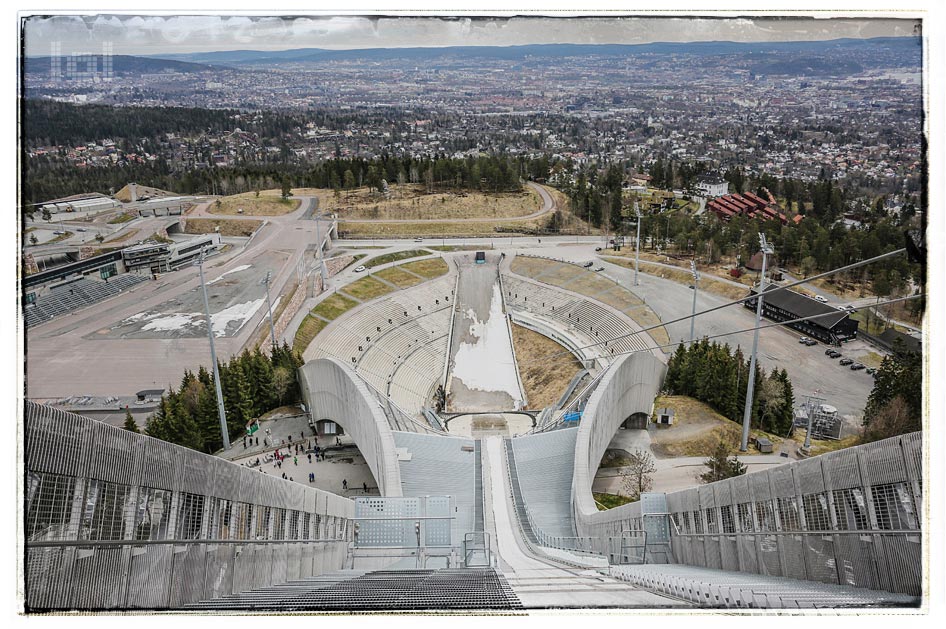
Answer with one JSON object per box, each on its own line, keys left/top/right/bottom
{"left": 655, "top": 408, "right": 675, "bottom": 426}
{"left": 136, "top": 388, "right": 165, "bottom": 402}
{"left": 754, "top": 437, "right": 774, "bottom": 454}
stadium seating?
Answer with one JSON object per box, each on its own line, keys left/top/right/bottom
{"left": 501, "top": 274, "right": 652, "bottom": 359}
{"left": 25, "top": 275, "right": 150, "bottom": 328}
{"left": 309, "top": 275, "right": 454, "bottom": 419}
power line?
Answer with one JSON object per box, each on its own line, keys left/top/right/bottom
{"left": 519, "top": 247, "right": 908, "bottom": 366}
{"left": 563, "top": 293, "right": 924, "bottom": 365}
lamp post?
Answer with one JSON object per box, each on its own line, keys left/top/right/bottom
{"left": 740, "top": 233, "right": 774, "bottom": 452}
{"left": 195, "top": 249, "right": 230, "bottom": 450}
{"left": 634, "top": 203, "right": 642, "bottom": 286}
{"left": 262, "top": 271, "right": 277, "bottom": 353}
{"left": 314, "top": 212, "right": 328, "bottom": 291}
{"left": 689, "top": 260, "right": 701, "bottom": 343}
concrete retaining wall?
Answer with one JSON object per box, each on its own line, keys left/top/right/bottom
{"left": 299, "top": 358, "right": 403, "bottom": 497}
{"left": 571, "top": 352, "right": 666, "bottom": 536}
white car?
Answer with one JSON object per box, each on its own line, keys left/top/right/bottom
{"left": 413, "top": 237, "right": 423, "bottom": 242}
{"left": 814, "top": 295, "right": 829, "bottom": 303}
{"left": 354, "top": 265, "right": 366, "bottom": 273}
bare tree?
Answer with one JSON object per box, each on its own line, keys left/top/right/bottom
{"left": 619, "top": 449, "right": 657, "bottom": 501}
{"left": 757, "top": 376, "right": 784, "bottom": 433}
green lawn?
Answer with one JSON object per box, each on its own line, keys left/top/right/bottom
{"left": 401, "top": 258, "right": 449, "bottom": 279}
{"left": 374, "top": 266, "right": 425, "bottom": 289}
{"left": 594, "top": 492, "right": 634, "bottom": 510}
{"left": 311, "top": 293, "right": 358, "bottom": 320}
{"left": 292, "top": 315, "right": 328, "bottom": 353}
{"left": 343, "top": 276, "right": 396, "bottom": 302}
{"left": 364, "top": 249, "right": 428, "bottom": 268}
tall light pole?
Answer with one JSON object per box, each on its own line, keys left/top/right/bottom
{"left": 195, "top": 249, "right": 230, "bottom": 450}
{"left": 689, "top": 260, "right": 701, "bottom": 343}
{"left": 262, "top": 270, "right": 277, "bottom": 353}
{"left": 315, "top": 212, "right": 328, "bottom": 291}
{"left": 634, "top": 203, "right": 642, "bottom": 286}
{"left": 740, "top": 233, "right": 774, "bottom": 452}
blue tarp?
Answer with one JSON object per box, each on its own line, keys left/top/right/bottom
{"left": 563, "top": 411, "right": 581, "bottom": 423}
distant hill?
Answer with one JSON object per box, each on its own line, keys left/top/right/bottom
{"left": 145, "top": 37, "right": 920, "bottom": 67}
{"left": 754, "top": 56, "right": 863, "bottom": 77}
{"left": 23, "top": 55, "right": 226, "bottom": 76}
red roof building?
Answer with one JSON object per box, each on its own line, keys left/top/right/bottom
{"left": 707, "top": 190, "right": 794, "bottom": 226}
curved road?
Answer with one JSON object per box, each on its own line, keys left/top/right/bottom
{"left": 334, "top": 182, "right": 556, "bottom": 224}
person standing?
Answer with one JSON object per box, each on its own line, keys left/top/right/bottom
{"left": 363, "top": 481, "right": 368, "bottom": 493}
{"left": 342, "top": 479, "right": 348, "bottom": 491}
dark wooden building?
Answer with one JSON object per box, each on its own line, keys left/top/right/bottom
{"left": 745, "top": 285, "right": 859, "bottom": 345}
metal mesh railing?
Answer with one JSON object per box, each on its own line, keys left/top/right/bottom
{"left": 24, "top": 402, "right": 355, "bottom": 611}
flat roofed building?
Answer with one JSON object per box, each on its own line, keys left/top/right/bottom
{"left": 745, "top": 284, "right": 858, "bottom": 345}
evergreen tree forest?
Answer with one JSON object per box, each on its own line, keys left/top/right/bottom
{"left": 664, "top": 339, "right": 796, "bottom": 437}
{"left": 861, "top": 340, "right": 922, "bottom": 442}
{"left": 144, "top": 343, "right": 303, "bottom": 453}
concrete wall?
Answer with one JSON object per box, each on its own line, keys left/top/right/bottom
{"left": 299, "top": 358, "right": 403, "bottom": 497}
{"left": 571, "top": 352, "right": 666, "bottom": 536}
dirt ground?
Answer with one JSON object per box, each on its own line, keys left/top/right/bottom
{"left": 648, "top": 395, "right": 784, "bottom": 458}
{"left": 510, "top": 323, "right": 582, "bottom": 409}
{"left": 328, "top": 184, "right": 541, "bottom": 221}
{"left": 208, "top": 192, "right": 301, "bottom": 216}
{"left": 184, "top": 218, "right": 264, "bottom": 237}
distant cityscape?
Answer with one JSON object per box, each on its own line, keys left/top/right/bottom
{"left": 23, "top": 38, "right": 923, "bottom": 201}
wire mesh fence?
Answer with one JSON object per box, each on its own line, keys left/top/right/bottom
{"left": 24, "top": 401, "right": 355, "bottom": 611}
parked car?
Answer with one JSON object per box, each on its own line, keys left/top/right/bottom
{"left": 53, "top": 230, "right": 64, "bottom": 235}
{"left": 76, "top": 227, "right": 87, "bottom": 232}
{"left": 839, "top": 358, "right": 853, "bottom": 366}
{"left": 594, "top": 247, "right": 602, "bottom": 252}
{"left": 824, "top": 348, "right": 836, "bottom": 356}
{"left": 354, "top": 265, "right": 366, "bottom": 273}
{"left": 828, "top": 351, "right": 842, "bottom": 359}
{"left": 798, "top": 336, "right": 811, "bottom": 343}
{"left": 413, "top": 237, "right": 423, "bottom": 242}
{"left": 804, "top": 339, "right": 818, "bottom": 346}
{"left": 850, "top": 363, "right": 866, "bottom": 370}
{"left": 866, "top": 368, "right": 876, "bottom": 375}
{"left": 814, "top": 295, "right": 829, "bottom": 303}
{"left": 583, "top": 261, "right": 594, "bottom": 268}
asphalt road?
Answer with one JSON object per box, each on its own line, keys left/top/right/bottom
{"left": 547, "top": 245, "right": 876, "bottom": 427}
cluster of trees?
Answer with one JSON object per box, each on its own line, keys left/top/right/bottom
{"left": 23, "top": 153, "right": 548, "bottom": 213}
{"left": 139, "top": 344, "right": 303, "bottom": 453}
{"left": 862, "top": 341, "right": 922, "bottom": 442}
{"left": 664, "top": 339, "right": 796, "bottom": 437}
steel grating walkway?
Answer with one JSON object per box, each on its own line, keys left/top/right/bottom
{"left": 187, "top": 568, "right": 523, "bottom": 611}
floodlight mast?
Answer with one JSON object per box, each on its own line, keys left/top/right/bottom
{"left": 634, "top": 203, "right": 642, "bottom": 286}
{"left": 315, "top": 212, "right": 328, "bottom": 290}
{"left": 689, "top": 261, "right": 701, "bottom": 343}
{"left": 740, "top": 233, "right": 773, "bottom": 453}
{"left": 262, "top": 271, "right": 277, "bottom": 353}
{"left": 195, "top": 249, "right": 230, "bottom": 450}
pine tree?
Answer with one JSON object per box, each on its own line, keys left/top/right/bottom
{"left": 123, "top": 409, "right": 140, "bottom": 433}
{"left": 700, "top": 441, "right": 747, "bottom": 484}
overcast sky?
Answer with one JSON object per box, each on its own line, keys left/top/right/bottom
{"left": 22, "top": 15, "right": 919, "bottom": 57}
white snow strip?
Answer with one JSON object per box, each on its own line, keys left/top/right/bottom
{"left": 451, "top": 283, "right": 522, "bottom": 402}
{"left": 140, "top": 313, "right": 202, "bottom": 332}
{"left": 207, "top": 264, "right": 252, "bottom": 285}
{"left": 210, "top": 298, "right": 266, "bottom": 337}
